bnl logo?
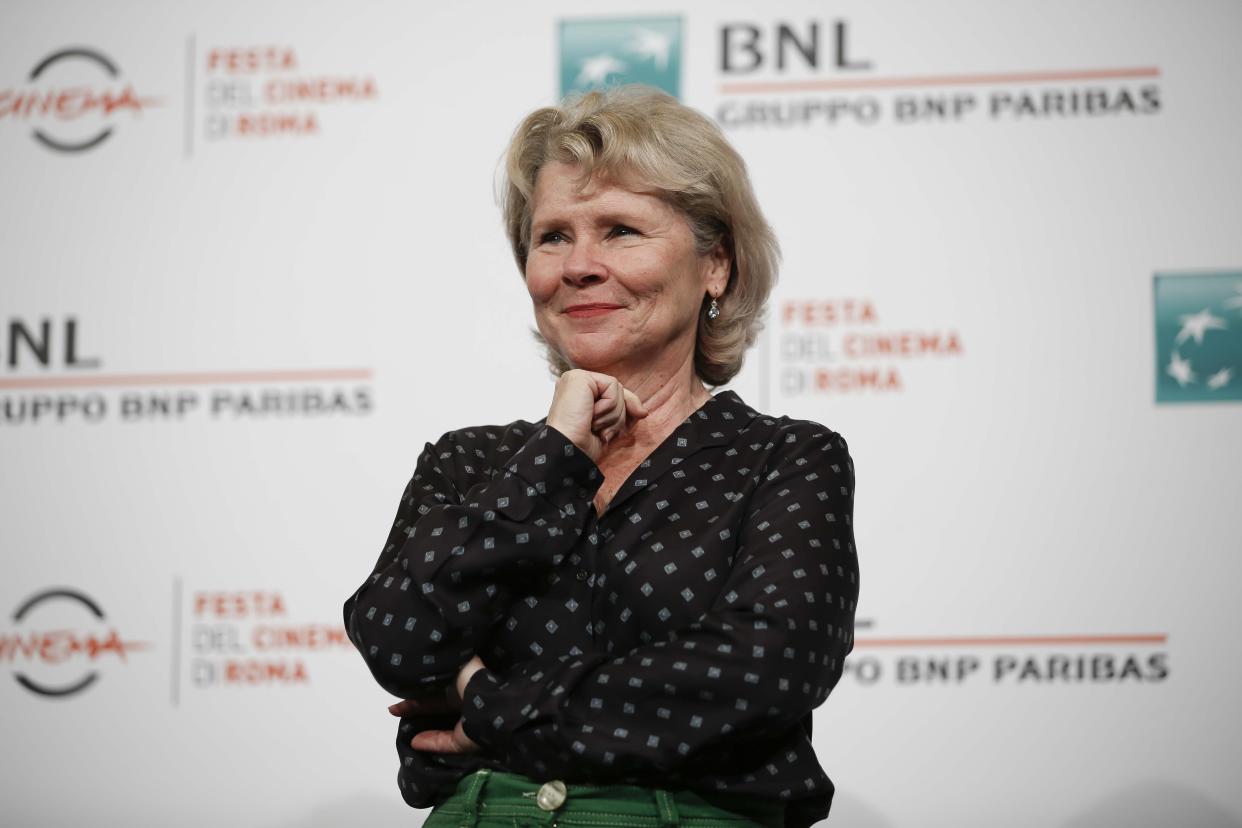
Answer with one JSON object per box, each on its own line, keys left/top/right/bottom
{"left": 559, "top": 17, "right": 682, "bottom": 98}
{"left": 1153, "top": 271, "right": 1242, "bottom": 403}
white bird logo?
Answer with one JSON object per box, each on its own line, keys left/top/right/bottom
{"left": 1166, "top": 351, "right": 1195, "bottom": 387}
{"left": 576, "top": 54, "right": 627, "bottom": 87}
{"left": 1174, "top": 308, "right": 1227, "bottom": 346}
{"left": 628, "top": 27, "right": 673, "bottom": 71}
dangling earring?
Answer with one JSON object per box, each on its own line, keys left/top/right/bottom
{"left": 707, "top": 293, "right": 721, "bottom": 320}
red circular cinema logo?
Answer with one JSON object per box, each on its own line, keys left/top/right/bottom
{"left": 0, "top": 47, "right": 162, "bottom": 153}
{"left": 1, "top": 588, "right": 149, "bottom": 697}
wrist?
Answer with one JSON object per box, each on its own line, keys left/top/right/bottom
{"left": 545, "top": 418, "right": 596, "bottom": 460}
{"left": 459, "top": 666, "right": 497, "bottom": 748}
{"left": 456, "top": 659, "right": 484, "bottom": 701}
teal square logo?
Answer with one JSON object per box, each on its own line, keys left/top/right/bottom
{"left": 1154, "top": 271, "right": 1242, "bottom": 403}
{"left": 559, "top": 17, "right": 682, "bottom": 98}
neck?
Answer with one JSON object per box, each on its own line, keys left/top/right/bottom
{"left": 593, "top": 346, "right": 711, "bottom": 456}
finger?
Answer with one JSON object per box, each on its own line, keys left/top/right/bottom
{"left": 410, "top": 728, "right": 461, "bottom": 753}
{"left": 585, "top": 371, "right": 619, "bottom": 406}
{"left": 621, "top": 387, "right": 648, "bottom": 419}
{"left": 591, "top": 384, "right": 621, "bottom": 424}
{"left": 596, "top": 392, "right": 640, "bottom": 441}
{"left": 592, "top": 410, "right": 620, "bottom": 436}
{"left": 592, "top": 397, "right": 623, "bottom": 426}
{"left": 593, "top": 395, "right": 615, "bottom": 416}
{"left": 389, "top": 696, "right": 455, "bottom": 716}
{"left": 410, "top": 723, "right": 480, "bottom": 754}
{"left": 599, "top": 377, "right": 622, "bottom": 422}
{"left": 592, "top": 408, "right": 622, "bottom": 434}
{"left": 604, "top": 379, "right": 627, "bottom": 430}
{"left": 615, "top": 388, "right": 630, "bottom": 426}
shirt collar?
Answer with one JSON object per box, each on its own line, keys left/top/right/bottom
{"left": 587, "top": 387, "right": 762, "bottom": 519}
{"left": 685, "top": 388, "right": 761, "bottom": 449}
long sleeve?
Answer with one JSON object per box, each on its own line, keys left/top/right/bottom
{"left": 458, "top": 423, "right": 858, "bottom": 781}
{"left": 343, "top": 423, "right": 603, "bottom": 698}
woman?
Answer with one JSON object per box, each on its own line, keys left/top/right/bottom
{"left": 343, "top": 85, "right": 859, "bottom": 827}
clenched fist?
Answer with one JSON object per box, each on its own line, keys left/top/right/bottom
{"left": 545, "top": 369, "right": 648, "bottom": 462}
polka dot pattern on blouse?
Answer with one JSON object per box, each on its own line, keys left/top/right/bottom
{"left": 343, "top": 390, "right": 859, "bottom": 828}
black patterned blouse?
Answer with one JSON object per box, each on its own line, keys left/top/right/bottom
{"left": 343, "top": 389, "right": 859, "bottom": 827}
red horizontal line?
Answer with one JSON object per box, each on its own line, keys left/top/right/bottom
{"left": 0, "top": 368, "right": 372, "bottom": 390}
{"left": 855, "top": 634, "right": 1167, "bottom": 648}
{"left": 720, "top": 66, "right": 1160, "bottom": 95}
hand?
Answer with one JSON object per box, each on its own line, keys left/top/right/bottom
{"left": 546, "top": 369, "right": 648, "bottom": 462}
{"left": 388, "top": 655, "right": 486, "bottom": 755}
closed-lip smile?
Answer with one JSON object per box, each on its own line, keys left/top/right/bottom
{"left": 564, "top": 303, "right": 623, "bottom": 317}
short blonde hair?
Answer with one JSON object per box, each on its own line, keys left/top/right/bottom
{"left": 500, "top": 85, "right": 779, "bottom": 387}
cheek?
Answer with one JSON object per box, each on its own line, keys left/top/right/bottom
{"left": 647, "top": 252, "right": 704, "bottom": 309}
{"left": 622, "top": 250, "right": 687, "bottom": 297}
{"left": 524, "top": 261, "right": 557, "bottom": 304}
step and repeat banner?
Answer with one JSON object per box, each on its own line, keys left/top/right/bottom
{"left": 2, "top": 1, "right": 1239, "bottom": 826}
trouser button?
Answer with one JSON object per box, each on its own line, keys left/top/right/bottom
{"left": 536, "top": 780, "right": 567, "bottom": 811}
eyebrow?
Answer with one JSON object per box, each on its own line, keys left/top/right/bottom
{"left": 531, "top": 210, "right": 647, "bottom": 235}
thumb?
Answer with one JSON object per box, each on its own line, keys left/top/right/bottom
{"left": 622, "top": 387, "right": 649, "bottom": 419}
{"left": 454, "top": 719, "right": 480, "bottom": 753}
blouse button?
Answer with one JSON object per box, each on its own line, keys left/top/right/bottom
{"left": 575, "top": 569, "right": 589, "bottom": 581}
{"left": 536, "top": 779, "right": 567, "bottom": 810}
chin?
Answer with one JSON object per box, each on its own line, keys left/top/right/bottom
{"left": 561, "top": 351, "right": 614, "bottom": 372}
{"left": 560, "top": 340, "right": 633, "bottom": 372}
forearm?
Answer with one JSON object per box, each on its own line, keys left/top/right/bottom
{"left": 345, "top": 424, "right": 603, "bottom": 697}
{"left": 460, "top": 580, "right": 856, "bottom": 779}
{"left": 458, "top": 425, "right": 859, "bottom": 778}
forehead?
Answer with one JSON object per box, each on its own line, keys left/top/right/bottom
{"left": 530, "top": 161, "right": 668, "bottom": 222}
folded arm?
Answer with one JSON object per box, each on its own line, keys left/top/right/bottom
{"left": 343, "top": 424, "right": 603, "bottom": 698}
{"left": 459, "top": 425, "right": 859, "bottom": 780}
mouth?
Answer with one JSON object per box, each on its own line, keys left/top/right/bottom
{"left": 564, "top": 303, "right": 623, "bottom": 318}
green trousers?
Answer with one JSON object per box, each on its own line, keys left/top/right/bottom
{"left": 422, "top": 768, "right": 786, "bottom": 828}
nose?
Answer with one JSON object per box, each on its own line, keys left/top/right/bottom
{"left": 562, "top": 237, "right": 608, "bottom": 287}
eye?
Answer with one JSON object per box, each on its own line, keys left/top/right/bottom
{"left": 539, "top": 230, "right": 566, "bottom": 245}
{"left": 610, "top": 225, "right": 639, "bottom": 238}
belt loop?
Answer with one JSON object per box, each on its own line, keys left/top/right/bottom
{"left": 459, "top": 768, "right": 491, "bottom": 828}
{"left": 654, "top": 789, "right": 680, "bottom": 827}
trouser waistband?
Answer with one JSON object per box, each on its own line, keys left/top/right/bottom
{"left": 431, "top": 768, "right": 783, "bottom": 828}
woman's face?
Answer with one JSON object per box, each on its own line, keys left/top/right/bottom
{"left": 524, "top": 161, "right": 729, "bottom": 378}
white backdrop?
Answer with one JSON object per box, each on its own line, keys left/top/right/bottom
{"left": 2, "top": 1, "right": 1240, "bottom": 826}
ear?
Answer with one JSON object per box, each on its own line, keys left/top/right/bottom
{"left": 701, "top": 242, "right": 731, "bottom": 298}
